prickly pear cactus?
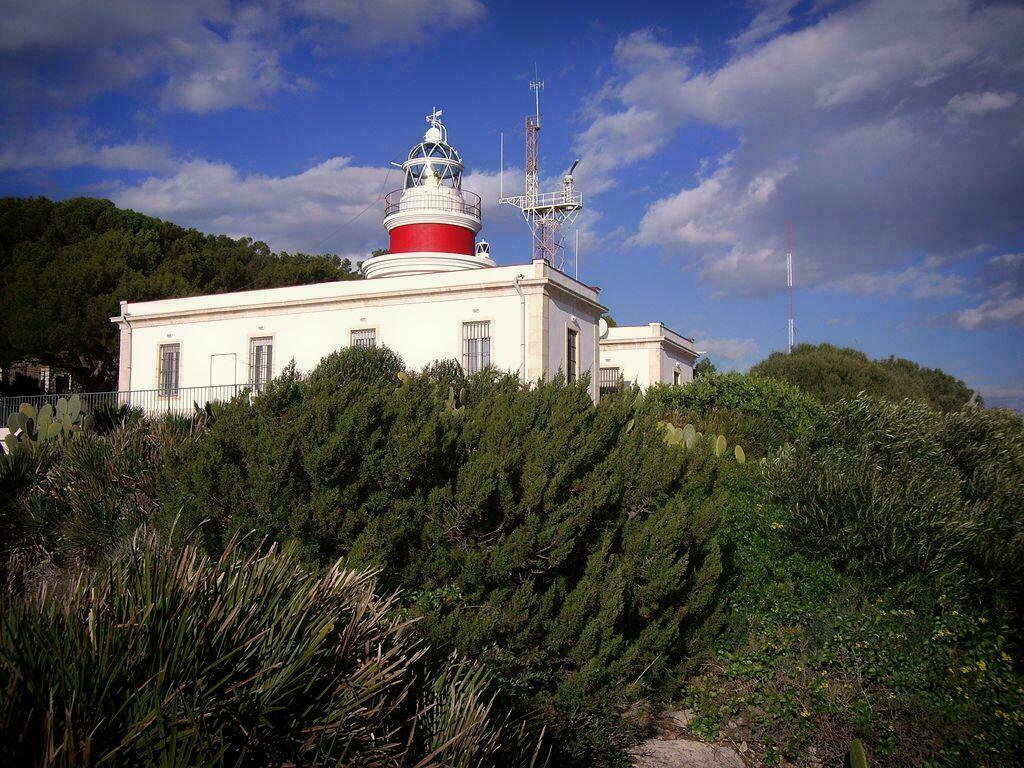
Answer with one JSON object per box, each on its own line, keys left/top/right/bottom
{"left": 734, "top": 444, "right": 746, "bottom": 464}
{"left": 683, "top": 423, "right": 696, "bottom": 449}
{"left": 3, "top": 395, "right": 89, "bottom": 451}
{"left": 848, "top": 739, "right": 868, "bottom": 768}
{"left": 714, "top": 434, "right": 727, "bottom": 457}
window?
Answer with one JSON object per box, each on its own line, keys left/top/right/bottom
{"left": 158, "top": 343, "right": 180, "bottom": 397}
{"left": 351, "top": 328, "right": 376, "bottom": 348}
{"left": 462, "top": 321, "right": 491, "bottom": 375}
{"left": 566, "top": 329, "right": 578, "bottom": 383}
{"left": 599, "top": 367, "right": 621, "bottom": 397}
{"left": 673, "top": 370, "right": 682, "bottom": 385}
{"left": 249, "top": 337, "right": 273, "bottom": 392}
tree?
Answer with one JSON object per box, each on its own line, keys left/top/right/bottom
{"left": 694, "top": 357, "right": 717, "bottom": 378}
{"left": 750, "top": 343, "right": 978, "bottom": 411}
{"left": 0, "top": 197, "right": 361, "bottom": 390}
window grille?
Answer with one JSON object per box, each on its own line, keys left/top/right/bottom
{"left": 462, "top": 321, "right": 491, "bottom": 374}
{"left": 351, "top": 328, "right": 376, "bottom": 348}
{"left": 566, "top": 329, "right": 578, "bottom": 383}
{"left": 249, "top": 337, "right": 273, "bottom": 391}
{"left": 158, "top": 343, "right": 180, "bottom": 397}
{"left": 599, "top": 367, "right": 621, "bottom": 397}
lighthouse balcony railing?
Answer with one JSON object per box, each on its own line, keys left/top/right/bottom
{"left": 384, "top": 189, "right": 481, "bottom": 219}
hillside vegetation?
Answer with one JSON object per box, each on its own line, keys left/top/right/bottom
{"left": 751, "top": 343, "right": 979, "bottom": 411}
{"left": 2, "top": 347, "right": 1022, "bottom": 767}
{"left": 0, "top": 197, "right": 360, "bottom": 390}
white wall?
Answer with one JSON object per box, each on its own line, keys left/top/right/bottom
{"left": 126, "top": 291, "right": 527, "bottom": 391}
{"left": 599, "top": 344, "right": 654, "bottom": 389}
{"left": 115, "top": 260, "right": 608, "bottom": 403}
{"left": 660, "top": 346, "right": 695, "bottom": 385}
{"left": 545, "top": 290, "right": 601, "bottom": 401}
{"left": 600, "top": 322, "right": 699, "bottom": 392}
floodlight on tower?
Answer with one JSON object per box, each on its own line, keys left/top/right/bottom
{"left": 499, "top": 73, "right": 583, "bottom": 270}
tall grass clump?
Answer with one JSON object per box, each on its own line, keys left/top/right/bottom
{"left": 1, "top": 422, "right": 178, "bottom": 591}
{"left": 0, "top": 532, "right": 543, "bottom": 767}
{"left": 767, "top": 394, "right": 1024, "bottom": 625}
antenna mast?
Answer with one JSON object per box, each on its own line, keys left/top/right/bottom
{"left": 500, "top": 70, "right": 583, "bottom": 269}
{"left": 786, "top": 220, "right": 794, "bottom": 353}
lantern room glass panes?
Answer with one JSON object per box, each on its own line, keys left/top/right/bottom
{"left": 404, "top": 137, "right": 464, "bottom": 190}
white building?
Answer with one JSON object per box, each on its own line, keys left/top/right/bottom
{"left": 110, "top": 112, "right": 700, "bottom": 409}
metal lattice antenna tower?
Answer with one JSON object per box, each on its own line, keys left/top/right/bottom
{"left": 500, "top": 72, "right": 583, "bottom": 268}
{"left": 786, "top": 220, "right": 795, "bottom": 353}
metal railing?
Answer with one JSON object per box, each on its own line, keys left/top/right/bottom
{"left": 383, "top": 188, "right": 481, "bottom": 219}
{"left": 0, "top": 384, "right": 250, "bottom": 424}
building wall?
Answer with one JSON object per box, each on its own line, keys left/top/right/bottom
{"left": 660, "top": 346, "right": 696, "bottom": 385}
{"left": 124, "top": 291, "right": 527, "bottom": 391}
{"left": 599, "top": 322, "right": 699, "bottom": 392}
{"left": 114, "top": 260, "right": 607, "bottom": 403}
{"left": 599, "top": 343, "right": 653, "bottom": 389}
{"left": 544, "top": 289, "right": 601, "bottom": 402}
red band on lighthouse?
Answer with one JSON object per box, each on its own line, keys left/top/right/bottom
{"left": 389, "top": 223, "right": 475, "bottom": 256}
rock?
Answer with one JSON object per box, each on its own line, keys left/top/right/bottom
{"left": 739, "top": 741, "right": 748, "bottom": 753}
{"left": 630, "top": 738, "right": 746, "bottom": 768}
{"left": 665, "top": 709, "right": 694, "bottom": 730}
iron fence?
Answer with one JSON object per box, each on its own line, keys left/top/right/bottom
{"left": 0, "top": 384, "right": 249, "bottom": 424}
{"left": 383, "top": 188, "right": 481, "bottom": 219}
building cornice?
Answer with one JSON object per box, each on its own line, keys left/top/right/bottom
{"left": 111, "top": 268, "right": 606, "bottom": 327}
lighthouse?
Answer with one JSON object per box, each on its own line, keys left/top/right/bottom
{"left": 362, "top": 109, "right": 495, "bottom": 279}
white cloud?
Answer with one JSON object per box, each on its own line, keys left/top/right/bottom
{"left": 111, "top": 156, "right": 394, "bottom": 258}
{"left": 946, "top": 91, "right": 1019, "bottom": 119}
{"left": 0, "top": 127, "right": 176, "bottom": 172}
{"left": 159, "top": 7, "right": 298, "bottom": 113}
{"left": 577, "top": 1, "right": 1024, "bottom": 297}
{"left": 296, "top": 0, "right": 485, "bottom": 48}
{"left": 827, "top": 265, "right": 966, "bottom": 300}
{"left": 2, "top": 0, "right": 486, "bottom": 113}
{"left": 730, "top": 0, "right": 800, "bottom": 50}
{"left": 693, "top": 336, "right": 759, "bottom": 362}
{"left": 954, "top": 251, "right": 1024, "bottom": 329}
{"left": 956, "top": 296, "right": 1024, "bottom": 329}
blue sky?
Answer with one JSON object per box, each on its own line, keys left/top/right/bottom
{"left": 2, "top": 0, "right": 1023, "bottom": 406}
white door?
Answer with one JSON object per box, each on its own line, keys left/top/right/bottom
{"left": 209, "top": 353, "right": 237, "bottom": 388}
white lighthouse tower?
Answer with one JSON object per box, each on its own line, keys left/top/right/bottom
{"left": 362, "top": 109, "right": 495, "bottom": 279}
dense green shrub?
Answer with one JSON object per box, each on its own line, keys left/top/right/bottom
{"left": 683, "top": 495, "right": 1024, "bottom": 767}
{"left": 767, "top": 395, "right": 1024, "bottom": 625}
{"left": 0, "top": 533, "right": 542, "bottom": 767}
{"left": 160, "top": 346, "right": 743, "bottom": 762}
{"left": 644, "top": 372, "right": 823, "bottom": 452}
{"left": 751, "top": 343, "right": 978, "bottom": 411}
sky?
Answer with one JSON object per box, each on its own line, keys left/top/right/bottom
{"left": 2, "top": 0, "right": 1023, "bottom": 407}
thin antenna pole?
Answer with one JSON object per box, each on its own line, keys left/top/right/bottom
{"left": 575, "top": 229, "right": 579, "bottom": 279}
{"left": 786, "top": 220, "right": 794, "bottom": 353}
{"left": 533, "top": 63, "right": 542, "bottom": 126}
{"left": 499, "top": 131, "right": 504, "bottom": 199}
